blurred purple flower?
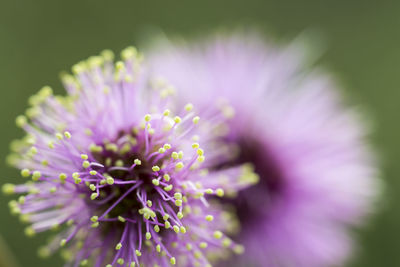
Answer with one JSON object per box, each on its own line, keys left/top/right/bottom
{"left": 147, "top": 33, "right": 381, "bottom": 267}
{"left": 3, "top": 47, "right": 257, "bottom": 266}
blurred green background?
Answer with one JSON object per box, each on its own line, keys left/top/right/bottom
{"left": 0, "top": 0, "right": 399, "bottom": 266}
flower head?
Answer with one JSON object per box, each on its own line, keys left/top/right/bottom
{"left": 4, "top": 47, "right": 257, "bottom": 266}
{"left": 148, "top": 34, "right": 382, "bottom": 267}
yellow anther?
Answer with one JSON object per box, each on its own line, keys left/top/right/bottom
{"left": 144, "top": 114, "right": 152, "bottom": 122}
{"left": 48, "top": 141, "right": 55, "bottom": 149}
{"left": 222, "top": 238, "right": 232, "bottom": 247}
{"left": 16, "top": 115, "right": 27, "bottom": 128}
{"left": 146, "top": 232, "right": 152, "bottom": 240}
{"left": 163, "top": 214, "right": 170, "bottom": 221}
{"left": 121, "top": 46, "right": 137, "bottom": 60}
{"left": 32, "top": 171, "right": 41, "bottom": 181}
{"left": 60, "top": 239, "right": 67, "bottom": 247}
{"left": 18, "top": 196, "right": 26, "bottom": 204}
{"left": 117, "top": 258, "right": 124, "bottom": 265}
{"left": 115, "top": 243, "right": 122, "bottom": 250}
{"left": 216, "top": 188, "right": 224, "bottom": 197}
{"left": 192, "top": 143, "right": 200, "bottom": 149}
{"left": 205, "top": 215, "right": 214, "bottom": 222}
{"left": 21, "top": 168, "right": 30, "bottom": 177}
{"left": 118, "top": 216, "right": 126, "bottom": 223}
{"left": 135, "top": 250, "right": 142, "bottom": 257}
{"left": 147, "top": 200, "right": 153, "bottom": 207}
{"left": 199, "top": 242, "right": 208, "bottom": 249}
{"left": 164, "top": 221, "right": 171, "bottom": 229}
{"left": 152, "top": 166, "right": 160, "bottom": 172}
{"left": 152, "top": 179, "right": 160, "bottom": 186}
{"left": 82, "top": 160, "right": 90, "bottom": 168}
{"left": 163, "top": 174, "right": 171, "bottom": 181}
{"left": 213, "top": 231, "right": 223, "bottom": 239}
{"left": 163, "top": 109, "right": 170, "bottom": 116}
{"left": 105, "top": 143, "right": 118, "bottom": 152}
{"left": 72, "top": 61, "right": 87, "bottom": 74}
{"left": 29, "top": 146, "right": 38, "bottom": 155}
{"left": 184, "top": 103, "right": 193, "bottom": 112}
{"left": 197, "top": 156, "right": 205, "bottom": 163}
{"left": 115, "top": 160, "right": 124, "bottom": 167}
{"left": 49, "top": 187, "right": 57, "bottom": 193}
{"left": 84, "top": 128, "right": 93, "bottom": 136}
{"left": 59, "top": 173, "right": 67, "bottom": 182}
{"left": 233, "top": 244, "right": 245, "bottom": 254}
{"left": 90, "top": 193, "right": 98, "bottom": 200}
{"left": 101, "top": 49, "right": 114, "bottom": 61}
{"left": 177, "top": 212, "right": 184, "bottom": 219}
{"left": 81, "top": 154, "right": 88, "bottom": 160}
{"left": 205, "top": 189, "right": 213, "bottom": 194}
{"left": 89, "top": 184, "right": 96, "bottom": 191}
{"left": 89, "top": 170, "right": 97, "bottom": 175}
{"left": 64, "top": 131, "right": 71, "bottom": 139}
{"left": 25, "top": 227, "right": 35, "bottom": 237}
{"left": 173, "top": 116, "right": 182, "bottom": 124}
{"left": 156, "top": 244, "right": 161, "bottom": 253}
{"left": 197, "top": 148, "right": 204, "bottom": 156}
{"left": 174, "top": 192, "right": 182, "bottom": 199}
{"left": 89, "top": 144, "right": 103, "bottom": 153}
{"left": 55, "top": 133, "right": 63, "bottom": 140}
{"left": 2, "top": 184, "right": 15, "bottom": 195}
{"left": 163, "top": 143, "right": 171, "bottom": 150}
{"left": 115, "top": 61, "right": 125, "bottom": 71}
{"left": 170, "top": 257, "right": 176, "bottom": 265}
{"left": 154, "top": 225, "right": 160, "bottom": 232}
{"left": 178, "top": 151, "right": 184, "bottom": 159}
{"left": 106, "top": 177, "right": 114, "bottom": 185}
{"left": 134, "top": 159, "right": 141, "bottom": 165}
{"left": 175, "top": 162, "right": 184, "bottom": 171}
{"left": 173, "top": 225, "right": 180, "bottom": 233}
{"left": 158, "top": 147, "right": 166, "bottom": 153}
{"left": 180, "top": 226, "right": 186, "bottom": 234}
{"left": 90, "top": 216, "right": 98, "bottom": 222}
{"left": 175, "top": 199, "right": 182, "bottom": 207}
{"left": 164, "top": 185, "right": 173, "bottom": 191}
{"left": 192, "top": 116, "right": 200, "bottom": 124}
{"left": 120, "top": 143, "right": 131, "bottom": 154}
{"left": 171, "top": 152, "right": 179, "bottom": 160}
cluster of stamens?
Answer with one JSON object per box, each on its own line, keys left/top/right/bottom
{"left": 3, "top": 46, "right": 259, "bottom": 267}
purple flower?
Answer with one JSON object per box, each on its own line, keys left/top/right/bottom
{"left": 147, "top": 33, "right": 382, "bottom": 267}
{"left": 3, "top": 47, "right": 257, "bottom": 266}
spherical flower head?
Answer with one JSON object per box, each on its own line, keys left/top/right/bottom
{"left": 4, "top": 47, "right": 256, "bottom": 266}
{"left": 147, "top": 33, "right": 382, "bottom": 267}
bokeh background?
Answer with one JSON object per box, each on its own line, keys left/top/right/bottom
{"left": 0, "top": 0, "right": 399, "bottom": 266}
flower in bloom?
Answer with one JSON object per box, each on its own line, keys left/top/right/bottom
{"left": 147, "top": 33, "right": 381, "bottom": 267}
{"left": 3, "top": 47, "right": 258, "bottom": 266}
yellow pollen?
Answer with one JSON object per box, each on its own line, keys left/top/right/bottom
{"left": 173, "top": 116, "right": 182, "bottom": 124}
{"left": 213, "top": 231, "right": 223, "bottom": 239}
{"left": 152, "top": 166, "right": 160, "bottom": 172}
{"left": 144, "top": 114, "right": 152, "bottom": 122}
{"left": 163, "top": 109, "right": 170, "bottom": 116}
{"left": 185, "top": 103, "right": 194, "bottom": 112}
{"left": 192, "top": 116, "right": 200, "bottom": 124}
{"left": 205, "top": 215, "right": 214, "bottom": 222}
